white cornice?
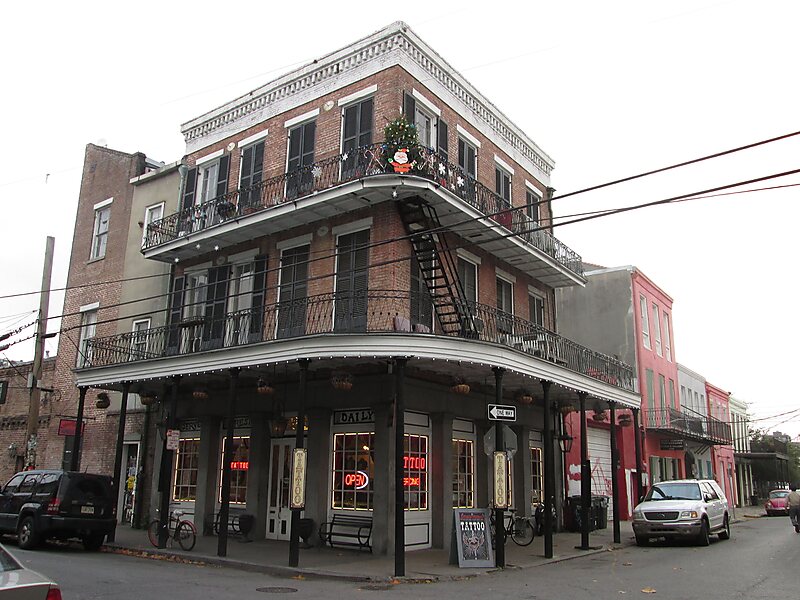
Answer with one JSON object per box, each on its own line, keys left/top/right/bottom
{"left": 180, "top": 21, "right": 554, "bottom": 181}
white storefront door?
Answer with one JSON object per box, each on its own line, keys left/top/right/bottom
{"left": 266, "top": 439, "right": 295, "bottom": 540}
{"left": 587, "top": 427, "right": 614, "bottom": 521}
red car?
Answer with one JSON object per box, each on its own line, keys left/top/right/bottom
{"left": 765, "top": 489, "right": 790, "bottom": 516}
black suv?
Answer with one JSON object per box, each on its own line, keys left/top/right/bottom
{"left": 0, "top": 470, "right": 116, "bottom": 550}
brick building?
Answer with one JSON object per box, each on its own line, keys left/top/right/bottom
{"left": 60, "top": 22, "right": 639, "bottom": 567}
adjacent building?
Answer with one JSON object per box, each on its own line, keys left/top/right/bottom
{"left": 729, "top": 396, "right": 755, "bottom": 507}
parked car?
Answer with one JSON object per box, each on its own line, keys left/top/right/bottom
{"left": 0, "top": 542, "right": 62, "bottom": 599}
{"left": 765, "top": 489, "right": 790, "bottom": 516}
{"left": 631, "top": 479, "right": 730, "bottom": 546}
{"left": 0, "top": 470, "right": 116, "bottom": 551}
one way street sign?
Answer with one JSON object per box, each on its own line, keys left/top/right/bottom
{"left": 487, "top": 404, "right": 516, "bottom": 422}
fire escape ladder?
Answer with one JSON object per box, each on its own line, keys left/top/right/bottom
{"left": 397, "top": 197, "right": 474, "bottom": 337}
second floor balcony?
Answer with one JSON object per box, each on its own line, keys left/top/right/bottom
{"left": 644, "top": 406, "right": 732, "bottom": 445}
{"left": 83, "top": 290, "right": 635, "bottom": 394}
{"left": 143, "top": 145, "right": 584, "bottom": 287}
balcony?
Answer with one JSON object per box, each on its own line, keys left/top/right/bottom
{"left": 143, "top": 145, "right": 583, "bottom": 286}
{"left": 84, "top": 290, "right": 634, "bottom": 393}
{"left": 644, "top": 406, "right": 732, "bottom": 445}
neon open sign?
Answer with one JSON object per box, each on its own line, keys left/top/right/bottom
{"left": 344, "top": 471, "right": 370, "bottom": 489}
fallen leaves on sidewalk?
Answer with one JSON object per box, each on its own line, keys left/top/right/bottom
{"left": 641, "top": 587, "right": 657, "bottom": 594}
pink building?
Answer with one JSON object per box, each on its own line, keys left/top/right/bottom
{"left": 707, "top": 382, "right": 737, "bottom": 510}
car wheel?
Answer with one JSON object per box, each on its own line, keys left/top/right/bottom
{"left": 635, "top": 534, "right": 649, "bottom": 546}
{"left": 82, "top": 532, "right": 105, "bottom": 551}
{"left": 696, "top": 519, "right": 710, "bottom": 546}
{"left": 18, "top": 516, "right": 39, "bottom": 550}
{"left": 718, "top": 515, "right": 730, "bottom": 540}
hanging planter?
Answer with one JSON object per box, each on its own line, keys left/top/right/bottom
{"left": 592, "top": 409, "right": 608, "bottom": 422}
{"left": 256, "top": 378, "right": 274, "bottom": 395}
{"left": 331, "top": 371, "right": 354, "bottom": 391}
{"left": 139, "top": 391, "right": 158, "bottom": 406}
{"left": 193, "top": 389, "right": 209, "bottom": 401}
{"left": 559, "top": 403, "right": 576, "bottom": 415}
{"left": 450, "top": 377, "right": 470, "bottom": 395}
{"left": 618, "top": 413, "right": 633, "bottom": 427}
{"left": 95, "top": 392, "right": 110, "bottom": 410}
{"left": 515, "top": 389, "right": 535, "bottom": 405}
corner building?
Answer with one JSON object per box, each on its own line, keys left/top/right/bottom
{"left": 73, "top": 22, "right": 639, "bottom": 558}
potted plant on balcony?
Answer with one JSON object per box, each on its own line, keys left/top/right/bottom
{"left": 216, "top": 199, "right": 236, "bottom": 220}
{"left": 384, "top": 116, "right": 421, "bottom": 175}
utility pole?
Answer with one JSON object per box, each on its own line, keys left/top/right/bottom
{"left": 25, "top": 236, "right": 55, "bottom": 470}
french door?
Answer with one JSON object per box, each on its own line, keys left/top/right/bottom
{"left": 266, "top": 440, "right": 295, "bottom": 540}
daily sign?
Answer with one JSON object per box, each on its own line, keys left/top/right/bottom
{"left": 487, "top": 404, "right": 516, "bottom": 422}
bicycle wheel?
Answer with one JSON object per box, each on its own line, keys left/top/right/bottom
{"left": 511, "top": 518, "right": 535, "bottom": 546}
{"left": 146, "top": 520, "right": 161, "bottom": 548}
{"left": 176, "top": 520, "right": 197, "bottom": 551}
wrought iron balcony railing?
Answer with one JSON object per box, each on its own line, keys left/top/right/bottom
{"left": 143, "top": 144, "right": 583, "bottom": 277}
{"left": 85, "top": 290, "right": 633, "bottom": 392}
{"left": 644, "top": 406, "right": 732, "bottom": 445}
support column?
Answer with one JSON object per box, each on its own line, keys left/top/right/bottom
{"left": 431, "top": 413, "right": 453, "bottom": 550}
{"left": 513, "top": 424, "right": 531, "bottom": 517}
{"left": 304, "top": 408, "right": 331, "bottom": 544}
{"left": 158, "top": 376, "right": 181, "bottom": 548}
{"left": 541, "top": 380, "right": 554, "bottom": 558}
{"left": 492, "top": 367, "right": 505, "bottom": 569}
{"left": 108, "top": 382, "right": 130, "bottom": 542}
{"left": 372, "top": 401, "right": 392, "bottom": 555}
{"left": 195, "top": 416, "right": 221, "bottom": 535}
{"left": 632, "top": 407, "right": 644, "bottom": 504}
{"left": 609, "top": 404, "right": 621, "bottom": 544}
{"left": 289, "top": 359, "right": 309, "bottom": 567}
{"left": 577, "top": 391, "right": 593, "bottom": 550}
{"left": 394, "top": 357, "right": 407, "bottom": 577}
{"left": 70, "top": 386, "right": 88, "bottom": 471}
{"left": 218, "top": 368, "right": 239, "bottom": 557}
{"left": 246, "top": 413, "right": 270, "bottom": 540}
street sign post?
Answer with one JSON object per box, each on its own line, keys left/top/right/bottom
{"left": 487, "top": 404, "right": 516, "bottom": 422}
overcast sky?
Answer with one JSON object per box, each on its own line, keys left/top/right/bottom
{"left": 1, "top": 1, "right": 798, "bottom": 439}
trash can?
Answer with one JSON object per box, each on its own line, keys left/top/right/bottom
{"left": 750, "top": 494, "right": 759, "bottom": 507}
{"left": 565, "top": 495, "right": 596, "bottom": 532}
{"left": 592, "top": 496, "right": 609, "bottom": 530}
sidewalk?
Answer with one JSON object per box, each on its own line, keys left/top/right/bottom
{"left": 734, "top": 504, "right": 766, "bottom": 521}
{"left": 106, "top": 524, "right": 630, "bottom": 582}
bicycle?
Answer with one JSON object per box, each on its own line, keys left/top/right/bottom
{"left": 489, "top": 508, "right": 535, "bottom": 546}
{"left": 147, "top": 509, "right": 197, "bottom": 551}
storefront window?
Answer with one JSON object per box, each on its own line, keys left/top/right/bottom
{"left": 452, "top": 439, "right": 474, "bottom": 508}
{"left": 332, "top": 432, "right": 375, "bottom": 510}
{"left": 219, "top": 436, "right": 250, "bottom": 504}
{"left": 530, "top": 446, "right": 543, "bottom": 504}
{"left": 173, "top": 438, "right": 200, "bottom": 501}
{"left": 404, "top": 434, "right": 428, "bottom": 511}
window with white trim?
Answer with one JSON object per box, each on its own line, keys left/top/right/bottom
{"left": 652, "top": 303, "right": 663, "bottom": 356}
{"left": 332, "top": 432, "right": 375, "bottom": 510}
{"left": 496, "top": 276, "right": 514, "bottom": 334}
{"left": 142, "top": 203, "right": 164, "bottom": 247}
{"left": 525, "top": 188, "right": 540, "bottom": 224}
{"left": 130, "top": 318, "right": 151, "bottom": 360}
{"left": 452, "top": 439, "right": 474, "bottom": 508}
{"left": 495, "top": 166, "right": 512, "bottom": 203}
{"left": 219, "top": 436, "right": 250, "bottom": 505}
{"left": 663, "top": 312, "right": 672, "bottom": 361}
{"left": 77, "top": 309, "right": 97, "bottom": 368}
{"left": 458, "top": 137, "right": 477, "bottom": 179}
{"left": 457, "top": 257, "right": 478, "bottom": 305}
{"left": 529, "top": 293, "right": 544, "bottom": 327}
{"left": 91, "top": 205, "right": 110, "bottom": 260}
{"left": 530, "top": 446, "right": 543, "bottom": 503}
{"left": 639, "top": 295, "right": 651, "bottom": 349}
{"left": 172, "top": 438, "right": 200, "bottom": 501}
{"left": 403, "top": 434, "right": 428, "bottom": 510}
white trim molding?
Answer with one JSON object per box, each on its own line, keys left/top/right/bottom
{"left": 276, "top": 233, "right": 313, "bottom": 250}
{"left": 412, "top": 88, "right": 441, "bottom": 117}
{"left": 237, "top": 129, "right": 269, "bottom": 148}
{"left": 337, "top": 84, "right": 378, "bottom": 107}
{"left": 525, "top": 180, "right": 540, "bottom": 193}
{"left": 332, "top": 217, "right": 373, "bottom": 237}
{"left": 495, "top": 267, "right": 516, "bottom": 284}
{"left": 93, "top": 198, "right": 113, "bottom": 211}
{"left": 196, "top": 149, "right": 223, "bottom": 166}
{"left": 79, "top": 302, "right": 100, "bottom": 313}
{"left": 284, "top": 108, "right": 320, "bottom": 129}
{"left": 494, "top": 154, "right": 515, "bottom": 176}
{"left": 456, "top": 248, "right": 482, "bottom": 265}
{"left": 456, "top": 124, "right": 482, "bottom": 149}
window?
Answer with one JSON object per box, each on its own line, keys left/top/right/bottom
{"left": 457, "top": 258, "right": 478, "bottom": 305}
{"left": 332, "top": 432, "right": 375, "bottom": 510}
{"left": 452, "top": 439, "right": 474, "bottom": 508}
{"left": 219, "top": 436, "right": 250, "bottom": 505}
{"left": 19, "top": 474, "right": 40, "bottom": 494}
{"left": 142, "top": 203, "right": 164, "bottom": 247}
{"left": 225, "top": 262, "right": 255, "bottom": 346}
{"left": 287, "top": 120, "right": 316, "bottom": 199}
{"left": 652, "top": 303, "right": 663, "bottom": 356}
{"left": 669, "top": 379, "right": 676, "bottom": 409}
{"left": 77, "top": 308, "right": 97, "bottom": 368}
{"left": 172, "top": 438, "right": 200, "bottom": 501}
{"left": 334, "top": 230, "right": 370, "bottom": 332}
{"left": 414, "top": 106, "right": 434, "bottom": 147}
{"left": 3, "top": 474, "right": 24, "bottom": 493}
{"left": 198, "top": 156, "right": 230, "bottom": 205}
{"left": 410, "top": 254, "right": 434, "bottom": 330}
{"left": 495, "top": 167, "right": 512, "bottom": 203}
{"left": 181, "top": 271, "right": 208, "bottom": 353}
{"left": 458, "top": 137, "right": 477, "bottom": 179}
{"left": 525, "top": 188, "right": 540, "bottom": 225}
{"left": 530, "top": 446, "right": 543, "bottom": 503}
{"left": 403, "top": 434, "right": 428, "bottom": 510}
{"left": 341, "top": 97, "right": 373, "bottom": 178}
{"left": 496, "top": 277, "right": 514, "bottom": 334}
{"left": 529, "top": 293, "right": 544, "bottom": 327}
{"left": 91, "top": 205, "right": 111, "bottom": 260}
{"left": 680, "top": 385, "right": 686, "bottom": 407}
{"left": 239, "top": 141, "right": 265, "bottom": 210}
{"left": 639, "top": 295, "right": 651, "bottom": 349}
{"left": 663, "top": 312, "right": 672, "bottom": 361}
{"left": 0, "top": 380, "right": 7, "bottom": 405}
{"left": 277, "top": 244, "right": 310, "bottom": 338}
{"left": 659, "top": 374, "right": 666, "bottom": 412}
{"left": 130, "top": 318, "right": 151, "bottom": 360}
{"left": 645, "top": 369, "right": 654, "bottom": 409}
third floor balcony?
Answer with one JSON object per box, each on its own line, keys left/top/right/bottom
{"left": 645, "top": 406, "right": 732, "bottom": 445}
{"left": 142, "top": 145, "right": 585, "bottom": 288}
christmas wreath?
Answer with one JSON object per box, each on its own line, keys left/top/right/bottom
{"left": 384, "top": 115, "right": 422, "bottom": 174}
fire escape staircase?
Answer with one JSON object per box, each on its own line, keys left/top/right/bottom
{"left": 397, "top": 197, "right": 478, "bottom": 338}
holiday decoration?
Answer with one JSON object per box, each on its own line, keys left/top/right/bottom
{"left": 384, "top": 116, "right": 420, "bottom": 174}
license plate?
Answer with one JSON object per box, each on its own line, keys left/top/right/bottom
{"left": 81, "top": 506, "right": 95, "bottom": 515}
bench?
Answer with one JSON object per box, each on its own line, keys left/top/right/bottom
{"left": 207, "top": 512, "right": 255, "bottom": 538}
{"left": 318, "top": 514, "right": 373, "bottom": 552}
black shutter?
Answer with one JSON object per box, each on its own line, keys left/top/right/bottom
{"left": 403, "top": 92, "right": 416, "bottom": 125}
{"left": 277, "top": 246, "right": 309, "bottom": 338}
{"left": 343, "top": 99, "right": 374, "bottom": 179}
{"left": 240, "top": 142, "right": 264, "bottom": 210}
{"left": 215, "top": 155, "right": 230, "bottom": 199}
{"left": 335, "top": 230, "right": 370, "bottom": 332}
{"left": 181, "top": 168, "right": 197, "bottom": 212}
{"left": 166, "top": 276, "right": 185, "bottom": 355}
{"left": 410, "top": 255, "right": 433, "bottom": 328}
{"left": 359, "top": 98, "right": 373, "bottom": 147}
{"left": 248, "top": 255, "right": 268, "bottom": 343}
{"left": 202, "top": 266, "right": 230, "bottom": 350}
{"left": 437, "top": 119, "right": 448, "bottom": 162}
{"left": 288, "top": 123, "right": 315, "bottom": 198}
